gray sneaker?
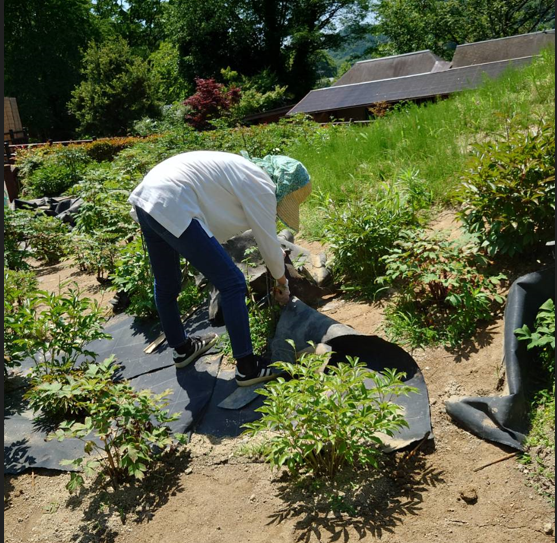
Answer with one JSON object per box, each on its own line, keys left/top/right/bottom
{"left": 173, "top": 334, "right": 218, "bottom": 368}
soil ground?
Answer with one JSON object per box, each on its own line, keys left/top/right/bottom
{"left": 4, "top": 212, "right": 555, "bottom": 543}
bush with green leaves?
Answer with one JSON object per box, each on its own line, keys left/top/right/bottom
{"left": 378, "top": 230, "right": 506, "bottom": 348}
{"left": 321, "top": 177, "right": 430, "bottom": 297}
{"left": 47, "top": 357, "right": 187, "bottom": 492}
{"left": 18, "top": 146, "right": 92, "bottom": 198}
{"left": 459, "top": 119, "right": 555, "bottom": 257}
{"left": 4, "top": 208, "right": 32, "bottom": 270}
{"left": 70, "top": 168, "right": 137, "bottom": 238}
{"left": 18, "top": 283, "right": 111, "bottom": 378}
{"left": 5, "top": 208, "right": 70, "bottom": 266}
{"left": 4, "top": 268, "right": 38, "bottom": 376}
{"left": 244, "top": 344, "right": 417, "bottom": 478}
{"left": 26, "top": 213, "right": 70, "bottom": 265}
{"left": 73, "top": 233, "right": 121, "bottom": 283}
{"left": 111, "top": 236, "right": 204, "bottom": 320}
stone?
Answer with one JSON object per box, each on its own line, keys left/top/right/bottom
{"left": 459, "top": 487, "right": 478, "bottom": 505}
{"left": 543, "top": 523, "right": 554, "bottom": 535}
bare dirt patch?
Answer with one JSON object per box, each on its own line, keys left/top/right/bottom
{"left": 5, "top": 236, "right": 555, "bottom": 543}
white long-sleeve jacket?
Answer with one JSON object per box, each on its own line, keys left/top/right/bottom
{"left": 128, "top": 150, "right": 285, "bottom": 279}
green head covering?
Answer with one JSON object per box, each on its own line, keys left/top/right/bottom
{"left": 240, "top": 151, "right": 311, "bottom": 203}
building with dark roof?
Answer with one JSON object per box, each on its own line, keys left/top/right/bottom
{"left": 288, "top": 30, "right": 555, "bottom": 122}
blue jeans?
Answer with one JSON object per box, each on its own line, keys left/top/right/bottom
{"left": 136, "top": 207, "right": 253, "bottom": 359}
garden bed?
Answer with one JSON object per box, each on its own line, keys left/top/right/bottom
{"left": 4, "top": 227, "right": 555, "bottom": 543}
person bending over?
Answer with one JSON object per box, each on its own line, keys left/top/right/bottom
{"left": 128, "top": 150, "right": 311, "bottom": 387}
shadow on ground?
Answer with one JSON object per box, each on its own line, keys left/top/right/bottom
{"left": 447, "top": 321, "right": 500, "bottom": 363}
{"left": 65, "top": 447, "right": 191, "bottom": 543}
{"left": 269, "top": 449, "right": 444, "bottom": 542}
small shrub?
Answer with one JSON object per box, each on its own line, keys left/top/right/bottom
{"left": 378, "top": 230, "right": 506, "bottom": 348}
{"left": 73, "top": 233, "right": 120, "bottom": 282}
{"left": 26, "top": 213, "right": 70, "bottom": 265}
{"left": 321, "top": 179, "right": 427, "bottom": 297}
{"left": 20, "top": 283, "right": 111, "bottom": 378}
{"left": 48, "top": 357, "right": 187, "bottom": 492}
{"left": 244, "top": 344, "right": 417, "bottom": 478}
{"left": 111, "top": 237, "right": 204, "bottom": 320}
{"left": 4, "top": 208, "right": 32, "bottom": 270}
{"left": 19, "top": 146, "right": 92, "bottom": 197}
{"left": 184, "top": 78, "right": 241, "bottom": 130}
{"left": 459, "top": 119, "right": 555, "bottom": 257}
{"left": 4, "top": 268, "right": 38, "bottom": 375}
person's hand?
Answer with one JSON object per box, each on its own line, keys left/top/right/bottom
{"left": 273, "top": 280, "right": 290, "bottom": 306}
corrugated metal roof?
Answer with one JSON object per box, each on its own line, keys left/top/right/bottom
{"left": 288, "top": 57, "right": 534, "bottom": 116}
{"left": 333, "top": 50, "right": 450, "bottom": 87}
{"left": 451, "top": 30, "right": 555, "bottom": 68}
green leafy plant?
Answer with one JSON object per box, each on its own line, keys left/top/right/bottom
{"left": 515, "top": 299, "right": 555, "bottom": 504}
{"left": 244, "top": 343, "right": 417, "bottom": 478}
{"left": 111, "top": 236, "right": 204, "bottom": 320}
{"left": 19, "top": 282, "right": 111, "bottom": 377}
{"left": 20, "top": 146, "right": 92, "bottom": 198}
{"left": 321, "top": 179, "right": 427, "bottom": 297}
{"left": 47, "top": 357, "right": 187, "bottom": 492}
{"left": 459, "top": 119, "right": 555, "bottom": 257}
{"left": 73, "top": 233, "right": 121, "bottom": 283}
{"left": 4, "top": 208, "right": 32, "bottom": 270}
{"left": 26, "top": 213, "right": 70, "bottom": 265}
{"left": 515, "top": 299, "right": 555, "bottom": 377}
{"left": 4, "top": 268, "right": 39, "bottom": 376}
{"left": 378, "top": 230, "right": 506, "bottom": 348}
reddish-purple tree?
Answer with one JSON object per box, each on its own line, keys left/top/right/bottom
{"left": 183, "top": 78, "right": 241, "bottom": 130}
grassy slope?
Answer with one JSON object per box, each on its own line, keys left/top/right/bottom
{"left": 289, "top": 49, "right": 555, "bottom": 239}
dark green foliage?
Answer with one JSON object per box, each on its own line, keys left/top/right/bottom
{"left": 459, "top": 120, "right": 555, "bottom": 257}
{"left": 167, "top": 0, "right": 371, "bottom": 98}
{"left": 374, "top": 0, "right": 555, "bottom": 59}
{"left": 47, "top": 357, "right": 187, "bottom": 492}
{"left": 19, "top": 146, "right": 92, "bottom": 198}
{"left": 244, "top": 345, "right": 417, "bottom": 478}
{"left": 378, "top": 230, "right": 506, "bottom": 348}
{"left": 4, "top": 0, "right": 97, "bottom": 140}
{"left": 69, "top": 37, "right": 161, "bottom": 137}
{"left": 322, "top": 175, "right": 430, "bottom": 297}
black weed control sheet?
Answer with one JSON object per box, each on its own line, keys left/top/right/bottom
{"left": 5, "top": 298, "right": 433, "bottom": 474}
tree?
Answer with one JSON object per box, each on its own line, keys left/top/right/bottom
{"left": 166, "top": 0, "right": 371, "bottom": 99}
{"left": 183, "top": 78, "right": 241, "bottom": 130}
{"left": 4, "top": 0, "right": 97, "bottom": 140}
{"left": 92, "top": 0, "right": 166, "bottom": 53}
{"left": 68, "top": 38, "right": 161, "bottom": 137}
{"left": 372, "top": 0, "right": 555, "bottom": 59}
{"left": 149, "top": 41, "right": 192, "bottom": 104}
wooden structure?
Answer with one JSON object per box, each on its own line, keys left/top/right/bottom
{"left": 289, "top": 30, "right": 555, "bottom": 122}
{"left": 4, "top": 97, "right": 28, "bottom": 145}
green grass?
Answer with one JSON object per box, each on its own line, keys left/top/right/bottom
{"left": 290, "top": 49, "right": 555, "bottom": 239}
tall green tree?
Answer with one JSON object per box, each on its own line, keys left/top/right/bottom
{"left": 373, "top": 0, "right": 555, "bottom": 59}
{"left": 92, "top": 0, "right": 166, "bottom": 54}
{"left": 4, "top": 0, "right": 97, "bottom": 140}
{"left": 166, "top": 0, "right": 371, "bottom": 99}
{"left": 68, "top": 37, "right": 161, "bottom": 137}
